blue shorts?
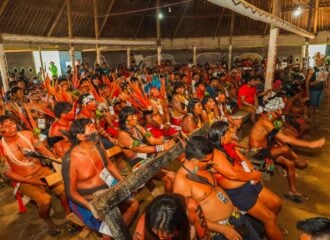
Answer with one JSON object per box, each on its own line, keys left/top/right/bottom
{"left": 309, "top": 90, "right": 323, "bottom": 107}
{"left": 224, "top": 183, "right": 263, "bottom": 211}
{"left": 69, "top": 200, "right": 102, "bottom": 232}
{"left": 212, "top": 211, "right": 260, "bottom": 240}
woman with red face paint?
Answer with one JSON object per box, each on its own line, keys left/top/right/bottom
{"left": 48, "top": 101, "right": 75, "bottom": 158}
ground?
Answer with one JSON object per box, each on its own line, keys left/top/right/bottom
{"left": 0, "top": 101, "right": 329, "bottom": 240}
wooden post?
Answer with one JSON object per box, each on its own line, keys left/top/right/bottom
{"left": 38, "top": 47, "right": 45, "bottom": 79}
{"left": 66, "top": 0, "right": 74, "bottom": 69}
{"left": 313, "top": 0, "right": 320, "bottom": 34}
{"left": 90, "top": 125, "right": 210, "bottom": 239}
{"left": 228, "top": 11, "right": 235, "bottom": 72}
{"left": 0, "top": 42, "right": 9, "bottom": 92}
{"left": 300, "top": 44, "right": 306, "bottom": 69}
{"left": 127, "top": 48, "right": 131, "bottom": 69}
{"left": 193, "top": 46, "right": 197, "bottom": 66}
{"left": 69, "top": 46, "right": 75, "bottom": 70}
{"left": 93, "top": 0, "right": 102, "bottom": 65}
{"left": 105, "top": 207, "right": 131, "bottom": 239}
{"left": 265, "top": 0, "right": 282, "bottom": 90}
{"left": 156, "top": 0, "right": 161, "bottom": 66}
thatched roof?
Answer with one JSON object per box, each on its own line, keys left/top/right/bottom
{"left": 0, "top": 0, "right": 329, "bottom": 40}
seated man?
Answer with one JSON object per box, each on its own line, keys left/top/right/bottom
{"left": 171, "top": 82, "right": 188, "bottom": 127}
{"left": 296, "top": 217, "right": 330, "bottom": 240}
{"left": 62, "top": 118, "right": 139, "bottom": 239}
{"left": 145, "top": 87, "right": 177, "bottom": 138}
{"left": 133, "top": 193, "right": 210, "bottom": 240}
{"left": 174, "top": 136, "right": 260, "bottom": 240}
{"left": 201, "top": 96, "right": 221, "bottom": 124}
{"left": 249, "top": 97, "right": 325, "bottom": 202}
{"left": 0, "top": 116, "right": 70, "bottom": 236}
{"left": 77, "top": 94, "right": 117, "bottom": 148}
{"left": 237, "top": 77, "right": 258, "bottom": 123}
{"left": 117, "top": 107, "right": 176, "bottom": 192}
{"left": 48, "top": 101, "right": 75, "bottom": 158}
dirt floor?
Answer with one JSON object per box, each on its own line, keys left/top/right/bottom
{"left": 0, "top": 100, "right": 329, "bottom": 240}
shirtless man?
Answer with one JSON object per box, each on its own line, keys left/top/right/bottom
{"left": 117, "top": 106, "right": 176, "bottom": 192}
{"left": 174, "top": 136, "right": 260, "bottom": 240}
{"left": 77, "top": 94, "right": 117, "bottom": 148}
{"left": 48, "top": 101, "right": 75, "bottom": 158}
{"left": 249, "top": 97, "right": 325, "bottom": 202}
{"left": 201, "top": 96, "right": 221, "bottom": 124}
{"left": 0, "top": 116, "right": 70, "bottom": 235}
{"left": 62, "top": 118, "right": 139, "bottom": 239}
{"left": 171, "top": 82, "right": 188, "bottom": 127}
{"left": 145, "top": 87, "right": 177, "bottom": 138}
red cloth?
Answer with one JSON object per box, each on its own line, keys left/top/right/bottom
{"left": 146, "top": 124, "right": 178, "bottom": 138}
{"left": 222, "top": 143, "right": 241, "bottom": 165}
{"left": 171, "top": 117, "right": 183, "bottom": 127}
{"left": 237, "top": 84, "right": 256, "bottom": 107}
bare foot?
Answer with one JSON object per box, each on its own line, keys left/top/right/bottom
{"left": 310, "top": 138, "right": 325, "bottom": 148}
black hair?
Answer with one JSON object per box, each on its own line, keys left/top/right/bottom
{"left": 79, "top": 78, "right": 89, "bottom": 85}
{"left": 296, "top": 217, "right": 330, "bottom": 239}
{"left": 202, "top": 96, "right": 214, "bottom": 108}
{"left": 119, "top": 106, "right": 137, "bottom": 130}
{"left": 69, "top": 118, "right": 92, "bottom": 145}
{"left": 144, "top": 193, "right": 190, "bottom": 240}
{"left": 0, "top": 115, "right": 11, "bottom": 124}
{"left": 208, "top": 121, "right": 229, "bottom": 149}
{"left": 10, "top": 86, "right": 23, "bottom": 95}
{"left": 58, "top": 78, "right": 68, "bottom": 85}
{"left": 187, "top": 98, "right": 202, "bottom": 126}
{"left": 172, "top": 82, "right": 185, "bottom": 96}
{"left": 9, "top": 81, "right": 18, "bottom": 88}
{"left": 185, "top": 136, "right": 213, "bottom": 161}
{"left": 246, "top": 76, "right": 256, "bottom": 83}
{"left": 78, "top": 93, "right": 92, "bottom": 105}
{"left": 194, "top": 81, "right": 204, "bottom": 89}
{"left": 54, "top": 101, "right": 73, "bottom": 118}
{"left": 187, "top": 98, "right": 201, "bottom": 115}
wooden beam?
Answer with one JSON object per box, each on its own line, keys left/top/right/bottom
{"left": 47, "top": 4, "right": 66, "bottom": 37}
{"left": 66, "top": 0, "right": 73, "bottom": 39}
{"left": 228, "top": 11, "right": 235, "bottom": 72}
{"left": 105, "top": 207, "right": 131, "bottom": 239}
{"left": 98, "top": 0, "right": 116, "bottom": 38}
{"left": 171, "top": 4, "right": 189, "bottom": 39}
{"left": 91, "top": 124, "right": 209, "bottom": 218}
{"left": 207, "top": 0, "right": 314, "bottom": 39}
{"left": 214, "top": 8, "right": 226, "bottom": 37}
{"left": 0, "top": 0, "right": 9, "bottom": 18}
{"left": 313, "top": 0, "right": 320, "bottom": 34}
{"left": 134, "top": 0, "right": 152, "bottom": 38}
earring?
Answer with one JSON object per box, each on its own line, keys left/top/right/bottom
{"left": 192, "top": 164, "right": 199, "bottom": 173}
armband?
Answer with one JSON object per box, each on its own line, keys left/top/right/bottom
{"left": 132, "top": 140, "right": 141, "bottom": 148}
{"left": 0, "top": 158, "right": 11, "bottom": 175}
{"left": 155, "top": 145, "right": 164, "bottom": 152}
{"left": 144, "top": 131, "right": 153, "bottom": 138}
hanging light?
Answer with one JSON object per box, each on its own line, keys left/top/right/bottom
{"left": 168, "top": 7, "right": 172, "bottom": 13}
{"left": 293, "top": 6, "right": 302, "bottom": 17}
{"left": 158, "top": 12, "right": 163, "bottom": 19}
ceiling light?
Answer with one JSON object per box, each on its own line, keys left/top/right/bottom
{"left": 293, "top": 7, "right": 302, "bottom": 17}
{"left": 158, "top": 13, "right": 163, "bottom": 19}
{"left": 168, "top": 7, "right": 172, "bottom": 13}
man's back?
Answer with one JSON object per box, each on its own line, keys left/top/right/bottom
{"left": 174, "top": 167, "right": 234, "bottom": 222}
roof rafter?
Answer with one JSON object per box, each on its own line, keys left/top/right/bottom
{"left": 134, "top": 0, "right": 152, "bottom": 38}
{"left": 0, "top": 0, "right": 9, "bottom": 18}
{"left": 171, "top": 4, "right": 189, "bottom": 39}
{"left": 98, "top": 0, "right": 116, "bottom": 38}
{"left": 214, "top": 8, "right": 226, "bottom": 37}
{"left": 47, "top": 4, "right": 66, "bottom": 37}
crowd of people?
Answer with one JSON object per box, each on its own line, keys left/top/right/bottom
{"left": 0, "top": 53, "right": 329, "bottom": 240}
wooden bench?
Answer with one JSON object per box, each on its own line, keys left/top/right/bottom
{"left": 231, "top": 110, "right": 251, "bottom": 122}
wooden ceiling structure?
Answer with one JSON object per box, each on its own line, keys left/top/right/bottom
{"left": 0, "top": 0, "right": 329, "bottom": 50}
